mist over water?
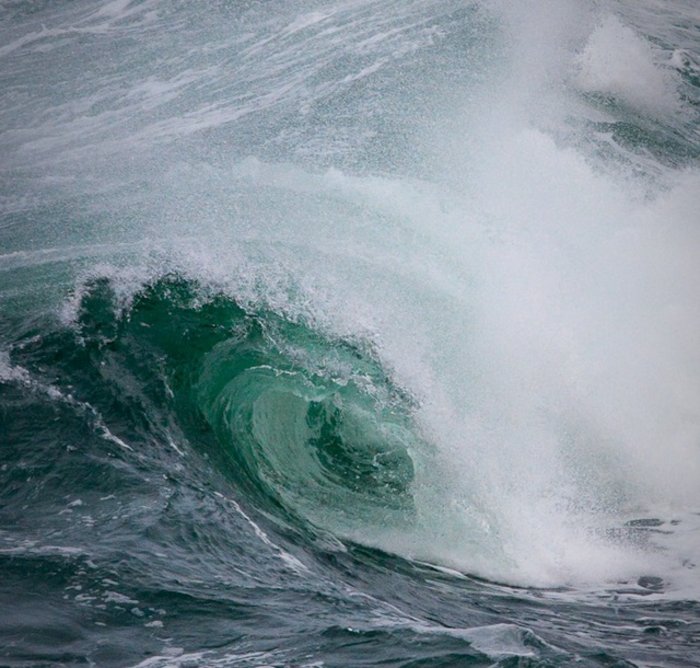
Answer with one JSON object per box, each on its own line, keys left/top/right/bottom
{"left": 1, "top": 0, "right": 700, "bottom": 665}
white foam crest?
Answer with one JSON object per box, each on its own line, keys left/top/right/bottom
{"left": 416, "top": 164, "right": 699, "bottom": 581}
{"left": 348, "top": 0, "right": 697, "bottom": 588}
{"left": 576, "top": 15, "right": 680, "bottom": 117}
{"left": 58, "top": 261, "right": 160, "bottom": 328}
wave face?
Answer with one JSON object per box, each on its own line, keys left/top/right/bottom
{"left": 1, "top": 0, "right": 700, "bottom": 666}
{"left": 85, "top": 276, "right": 419, "bottom": 532}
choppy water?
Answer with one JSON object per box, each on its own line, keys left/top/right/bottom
{"left": 1, "top": 1, "right": 700, "bottom": 666}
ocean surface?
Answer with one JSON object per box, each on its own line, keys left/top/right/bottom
{"left": 1, "top": 1, "right": 700, "bottom": 666}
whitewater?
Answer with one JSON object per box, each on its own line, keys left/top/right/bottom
{"left": 1, "top": 0, "right": 699, "bottom": 665}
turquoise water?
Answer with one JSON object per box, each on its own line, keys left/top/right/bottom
{"left": 1, "top": 1, "right": 700, "bottom": 665}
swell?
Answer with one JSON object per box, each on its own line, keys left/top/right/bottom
{"left": 2, "top": 274, "right": 423, "bottom": 545}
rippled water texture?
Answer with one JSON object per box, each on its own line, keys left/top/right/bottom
{"left": 1, "top": 1, "right": 700, "bottom": 666}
